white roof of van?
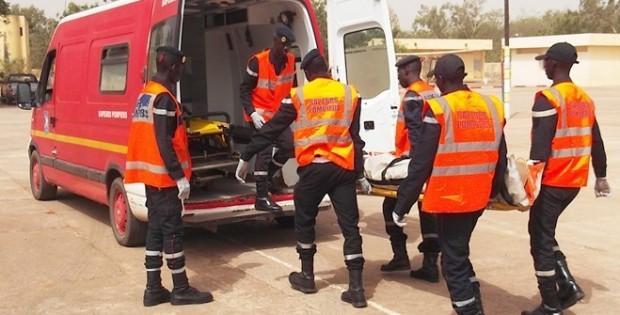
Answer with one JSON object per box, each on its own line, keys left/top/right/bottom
{"left": 58, "top": 0, "right": 141, "bottom": 25}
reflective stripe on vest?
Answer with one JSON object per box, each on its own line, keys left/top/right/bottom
{"left": 539, "top": 83, "right": 594, "bottom": 187}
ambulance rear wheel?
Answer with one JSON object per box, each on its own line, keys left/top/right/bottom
{"left": 109, "top": 177, "right": 146, "bottom": 247}
{"left": 29, "top": 150, "right": 57, "bottom": 200}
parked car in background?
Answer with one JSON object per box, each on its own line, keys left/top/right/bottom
{"left": 1, "top": 73, "right": 38, "bottom": 105}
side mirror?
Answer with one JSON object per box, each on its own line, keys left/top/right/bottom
{"left": 16, "top": 82, "right": 33, "bottom": 110}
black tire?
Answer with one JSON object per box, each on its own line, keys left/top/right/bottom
{"left": 29, "top": 150, "right": 57, "bottom": 200}
{"left": 275, "top": 215, "right": 295, "bottom": 228}
{"left": 108, "top": 177, "right": 146, "bottom": 247}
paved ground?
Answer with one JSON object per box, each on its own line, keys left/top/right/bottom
{"left": 0, "top": 87, "right": 618, "bottom": 315}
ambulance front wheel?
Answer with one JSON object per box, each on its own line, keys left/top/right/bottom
{"left": 29, "top": 150, "right": 57, "bottom": 200}
{"left": 109, "top": 177, "right": 146, "bottom": 247}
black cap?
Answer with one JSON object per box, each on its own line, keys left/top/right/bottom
{"left": 156, "top": 46, "right": 186, "bottom": 64}
{"left": 395, "top": 55, "right": 421, "bottom": 68}
{"left": 433, "top": 54, "right": 467, "bottom": 80}
{"left": 535, "top": 42, "right": 579, "bottom": 64}
{"left": 300, "top": 49, "right": 322, "bottom": 70}
{"left": 275, "top": 24, "right": 296, "bottom": 46}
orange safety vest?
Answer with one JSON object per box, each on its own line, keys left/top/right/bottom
{"left": 290, "top": 78, "right": 360, "bottom": 170}
{"left": 423, "top": 90, "right": 504, "bottom": 213}
{"left": 124, "top": 81, "right": 192, "bottom": 188}
{"left": 394, "top": 80, "right": 438, "bottom": 157}
{"left": 247, "top": 50, "right": 296, "bottom": 122}
{"left": 538, "top": 82, "right": 595, "bottom": 188}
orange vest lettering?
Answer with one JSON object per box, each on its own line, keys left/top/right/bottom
{"left": 124, "top": 81, "right": 192, "bottom": 188}
{"left": 247, "top": 50, "right": 296, "bottom": 122}
{"left": 423, "top": 91, "right": 504, "bottom": 213}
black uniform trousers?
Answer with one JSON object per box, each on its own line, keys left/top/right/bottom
{"left": 294, "top": 162, "right": 364, "bottom": 270}
{"left": 437, "top": 210, "right": 483, "bottom": 309}
{"left": 144, "top": 186, "right": 188, "bottom": 287}
{"left": 253, "top": 125, "right": 294, "bottom": 196}
{"left": 382, "top": 197, "right": 440, "bottom": 253}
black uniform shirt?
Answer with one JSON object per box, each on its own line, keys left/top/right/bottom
{"left": 152, "top": 77, "right": 185, "bottom": 181}
{"left": 530, "top": 85, "right": 607, "bottom": 178}
{"left": 393, "top": 87, "right": 508, "bottom": 215}
{"left": 240, "top": 50, "right": 297, "bottom": 117}
{"left": 401, "top": 89, "right": 426, "bottom": 155}
{"left": 240, "top": 92, "right": 366, "bottom": 178}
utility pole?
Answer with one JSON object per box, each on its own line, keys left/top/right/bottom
{"left": 502, "top": 0, "right": 511, "bottom": 118}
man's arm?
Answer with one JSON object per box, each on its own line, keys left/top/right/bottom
{"left": 402, "top": 91, "right": 425, "bottom": 153}
{"left": 491, "top": 134, "right": 508, "bottom": 198}
{"left": 530, "top": 95, "right": 557, "bottom": 162}
{"left": 394, "top": 110, "right": 440, "bottom": 216}
{"left": 240, "top": 98, "right": 297, "bottom": 161}
{"left": 592, "top": 120, "right": 607, "bottom": 178}
{"left": 240, "top": 57, "right": 259, "bottom": 116}
{"left": 349, "top": 98, "right": 366, "bottom": 178}
{"left": 153, "top": 94, "right": 184, "bottom": 180}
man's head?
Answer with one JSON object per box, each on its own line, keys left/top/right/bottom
{"left": 300, "top": 49, "right": 329, "bottom": 81}
{"left": 155, "top": 46, "right": 186, "bottom": 83}
{"left": 535, "top": 42, "right": 579, "bottom": 80}
{"left": 432, "top": 54, "right": 467, "bottom": 93}
{"left": 271, "top": 24, "right": 296, "bottom": 61}
{"left": 395, "top": 55, "right": 422, "bottom": 88}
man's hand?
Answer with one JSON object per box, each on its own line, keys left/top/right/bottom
{"left": 595, "top": 177, "right": 611, "bottom": 197}
{"left": 235, "top": 159, "right": 250, "bottom": 184}
{"left": 392, "top": 211, "right": 407, "bottom": 227}
{"left": 357, "top": 177, "right": 372, "bottom": 194}
{"left": 176, "top": 177, "right": 191, "bottom": 200}
{"left": 250, "top": 112, "right": 265, "bottom": 129}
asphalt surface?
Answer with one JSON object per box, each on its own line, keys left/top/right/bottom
{"left": 0, "top": 87, "right": 618, "bottom": 314}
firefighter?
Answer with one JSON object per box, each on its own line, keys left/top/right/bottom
{"left": 239, "top": 24, "right": 297, "bottom": 212}
{"left": 235, "top": 49, "right": 372, "bottom": 308}
{"left": 125, "top": 46, "right": 213, "bottom": 307}
{"left": 392, "top": 54, "right": 507, "bottom": 315}
{"left": 380, "top": 55, "right": 442, "bottom": 284}
{"left": 521, "top": 42, "right": 610, "bottom": 315}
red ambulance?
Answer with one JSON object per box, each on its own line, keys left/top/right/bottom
{"left": 25, "top": 0, "right": 399, "bottom": 246}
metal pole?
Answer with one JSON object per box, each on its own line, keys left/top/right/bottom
{"left": 502, "top": 0, "right": 511, "bottom": 118}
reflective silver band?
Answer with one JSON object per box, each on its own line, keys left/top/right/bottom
{"left": 453, "top": 297, "right": 476, "bottom": 307}
{"left": 431, "top": 162, "right": 497, "bottom": 177}
{"left": 146, "top": 268, "right": 161, "bottom": 272}
{"left": 532, "top": 108, "right": 557, "bottom": 118}
{"left": 536, "top": 269, "right": 556, "bottom": 277}
{"left": 555, "top": 127, "right": 592, "bottom": 137}
{"left": 297, "top": 242, "right": 315, "bottom": 249}
{"left": 281, "top": 98, "right": 293, "bottom": 104}
{"left": 126, "top": 161, "right": 190, "bottom": 174}
{"left": 551, "top": 147, "right": 591, "bottom": 158}
{"left": 145, "top": 250, "right": 162, "bottom": 257}
{"left": 546, "top": 87, "right": 566, "bottom": 128}
{"left": 246, "top": 67, "right": 258, "bottom": 77}
{"left": 170, "top": 267, "right": 186, "bottom": 274}
{"left": 312, "top": 157, "right": 330, "bottom": 164}
{"left": 552, "top": 246, "right": 561, "bottom": 252}
{"left": 345, "top": 253, "right": 364, "bottom": 261}
{"left": 403, "top": 96, "right": 422, "bottom": 102}
{"left": 423, "top": 116, "right": 439, "bottom": 124}
{"left": 254, "top": 171, "right": 268, "bottom": 176}
{"left": 423, "top": 233, "right": 439, "bottom": 239}
{"left": 469, "top": 276, "right": 478, "bottom": 283}
{"left": 153, "top": 108, "right": 176, "bottom": 117}
{"left": 164, "top": 251, "right": 185, "bottom": 259}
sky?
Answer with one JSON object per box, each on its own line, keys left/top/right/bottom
{"left": 15, "top": 0, "right": 580, "bottom": 29}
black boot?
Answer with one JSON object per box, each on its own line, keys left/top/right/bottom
{"left": 289, "top": 258, "right": 318, "bottom": 293}
{"left": 410, "top": 253, "right": 439, "bottom": 282}
{"left": 454, "top": 300, "right": 483, "bottom": 315}
{"left": 255, "top": 177, "right": 282, "bottom": 212}
{"left": 555, "top": 253, "right": 585, "bottom": 309}
{"left": 380, "top": 240, "right": 410, "bottom": 272}
{"left": 170, "top": 271, "right": 214, "bottom": 305}
{"left": 521, "top": 304, "right": 563, "bottom": 315}
{"left": 341, "top": 269, "right": 367, "bottom": 308}
{"left": 143, "top": 271, "right": 171, "bottom": 307}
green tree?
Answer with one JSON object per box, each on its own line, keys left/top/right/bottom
{"left": 311, "top": 0, "right": 327, "bottom": 50}
{"left": 0, "top": 0, "right": 9, "bottom": 15}
{"left": 411, "top": 4, "right": 451, "bottom": 38}
{"left": 59, "top": 1, "right": 101, "bottom": 19}
{"left": 9, "top": 4, "right": 56, "bottom": 69}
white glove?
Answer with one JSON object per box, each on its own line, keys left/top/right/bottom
{"left": 595, "top": 177, "right": 611, "bottom": 197}
{"left": 392, "top": 211, "right": 407, "bottom": 227}
{"left": 357, "top": 177, "right": 372, "bottom": 194}
{"left": 176, "top": 177, "right": 191, "bottom": 200}
{"left": 250, "top": 112, "right": 265, "bottom": 129}
{"left": 235, "top": 159, "right": 250, "bottom": 184}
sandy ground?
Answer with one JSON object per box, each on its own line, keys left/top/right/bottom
{"left": 0, "top": 86, "right": 618, "bottom": 315}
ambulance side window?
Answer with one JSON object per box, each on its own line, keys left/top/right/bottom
{"left": 99, "top": 44, "right": 129, "bottom": 94}
{"left": 343, "top": 28, "right": 390, "bottom": 99}
{"left": 37, "top": 50, "right": 56, "bottom": 105}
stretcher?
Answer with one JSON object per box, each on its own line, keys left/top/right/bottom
{"left": 364, "top": 153, "right": 531, "bottom": 212}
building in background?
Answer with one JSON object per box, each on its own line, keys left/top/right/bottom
{"left": 511, "top": 33, "right": 620, "bottom": 87}
{"left": 0, "top": 15, "right": 31, "bottom": 76}
{"left": 395, "top": 38, "right": 493, "bottom": 83}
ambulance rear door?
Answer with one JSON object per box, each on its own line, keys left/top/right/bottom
{"left": 327, "top": 0, "right": 399, "bottom": 153}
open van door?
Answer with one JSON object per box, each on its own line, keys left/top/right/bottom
{"left": 327, "top": 0, "right": 399, "bottom": 153}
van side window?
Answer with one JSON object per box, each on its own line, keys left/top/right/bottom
{"left": 344, "top": 28, "right": 390, "bottom": 99}
{"left": 37, "top": 50, "right": 56, "bottom": 104}
{"left": 148, "top": 17, "right": 178, "bottom": 79}
{"left": 100, "top": 44, "right": 129, "bottom": 93}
